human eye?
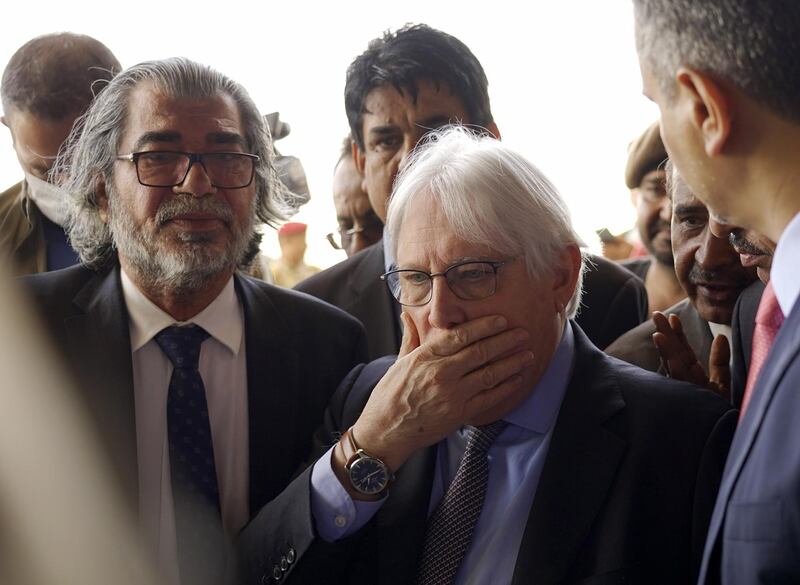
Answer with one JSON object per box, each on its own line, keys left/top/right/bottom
{"left": 401, "top": 271, "right": 430, "bottom": 286}
{"left": 453, "top": 263, "right": 491, "bottom": 281}
{"left": 678, "top": 215, "right": 706, "bottom": 230}
{"left": 139, "top": 151, "right": 178, "bottom": 166}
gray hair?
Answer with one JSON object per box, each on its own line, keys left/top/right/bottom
{"left": 634, "top": 0, "right": 800, "bottom": 123}
{"left": 54, "top": 57, "right": 297, "bottom": 269}
{"left": 385, "top": 126, "right": 585, "bottom": 318}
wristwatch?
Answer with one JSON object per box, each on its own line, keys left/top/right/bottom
{"left": 340, "top": 428, "right": 393, "bottom": 497}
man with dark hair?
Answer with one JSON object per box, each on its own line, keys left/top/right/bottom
{"left": 621, "top": 122, "right": 685, "bottom": 314}
{"left": 607, "top": 167, "right": 756, "bottom": 391}
{"left": 298, "top": 23, "right": 648, "bottom": 359}
{"left": 633, "top": 1, "right": 800, "bottom": 581}
{"left": 327, "top": 136, "right": 382, "bottom": 257}
{"left": 20, "top": 57, "right": 366, "bottom": 585}
{"left": 0, "top": 32, "right": 120, "bottom": 275}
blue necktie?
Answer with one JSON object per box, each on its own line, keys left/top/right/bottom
{"left": 417, "top": 420, "right": 509, "bottom": 585}
{"left": 155, "top": 324, "right": 225, "bottom": 584}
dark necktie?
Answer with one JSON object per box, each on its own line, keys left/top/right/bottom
{"left": 417, "top": 420, "right": 509, "bottom": 585}
{"left": 155, "top": 325, "right": 225, "bottom": 584}
{"left": 740, "top": 282, "right": 785, "bottom": 420}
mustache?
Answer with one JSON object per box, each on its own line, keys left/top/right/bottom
{"left": 688, "top": 264, "right": 748, "bottom": 286}
{"left": 155, "top": 196, "right": 235, "bottom": 226}
{"left": 728, "top": 231, "right": 770, "bottom": 256}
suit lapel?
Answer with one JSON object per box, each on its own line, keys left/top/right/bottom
{"left": 236, "top": 275, "right": 300, "bottom": 512}
{"left": 65, "top": 265, "right": 138, "bottom": 509}
{"left": 512, "top": 325, "right": 627, "bottom": 585}
{"left": 347, "top": 242, "right": 401, "bottom": 357}
{"left": 700, "top": 301, "right": 800, "bottom": 581}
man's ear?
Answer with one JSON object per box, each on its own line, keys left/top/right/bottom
{"left": 675, "top": 67, "right": 732, "bottom": 158}
{"left": 95, "top": 176, "right": 110, "bottom": 223}
{"left": 553, "top": 244, "right": 582, "bottom": 312}
{"left": 1, "top": 115, "right": 7, "bottom": 129}
{"left": 353, "top": 140, "right": 368, "bottom": 192}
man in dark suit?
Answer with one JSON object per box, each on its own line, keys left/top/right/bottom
{"left": 238, "top": 127, "right": 735, "bottom": 585}
{"left": 634, "top": 1, "right": 800, "bottom": 581}
{"left": 607, "top": 166, "right": 756, "bottom": 387}
{"left": 296, "top": 24, "right": 647, "bottom": 359}
{"left": 20, "top": 58, "right": 367, "bottom": 585}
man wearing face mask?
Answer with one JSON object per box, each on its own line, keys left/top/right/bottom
{"left": 0, "top": 32, "right": 120, "bottom": 276}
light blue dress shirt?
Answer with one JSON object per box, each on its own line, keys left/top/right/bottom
{"left": 311, "top": 324, "right": 575, "bottom": 584}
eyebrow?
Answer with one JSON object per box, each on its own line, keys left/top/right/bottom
{"left": 673, "top": 204, "right": 708, "bottom": 216}
{"left": 133, "top": 130, "right": 246, "bottom": 151}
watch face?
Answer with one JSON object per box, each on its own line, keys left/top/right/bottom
{"left": 349, "top": 456, "right": 390, "bottom": 495}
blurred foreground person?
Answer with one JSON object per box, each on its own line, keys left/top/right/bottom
{"left": 297, "top": 23, "right": 647, "bottom": 359}
{"left": 635, "top": 1, "right": 800, "bottom": 581}
{"left": 0, "top": 269, "right": 161, "bottom": 585}
{"left": 621, "top": 121, "right": 685, "bottom": 313}
{"left": 0, "top": 32, "right": 120, "bottom": 275}
{"left": 239, "top": 127, "right": 735, "bottom": 585}
{"left": 20, "top": 58, "right": 366, "bottom": 585}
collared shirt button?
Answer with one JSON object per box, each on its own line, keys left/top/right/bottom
{"left": 286, "top": 547, "right": 296, "bottom": 564}
{"left": 334, "top": 515, "right": 347, "bottom": 528}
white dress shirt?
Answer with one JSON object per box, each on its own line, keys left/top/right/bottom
{"left": 772, "top": 211, "right": 800, "bottom": 317}
{"left": 121, "top": 270, "right": 249, "bottom": 584}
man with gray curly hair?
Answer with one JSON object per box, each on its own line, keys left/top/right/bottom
{"left": 19, "top": 57, "right": 367, "bottom": 585}
{"left": 238, "top": 127, "right": 735, "bottom": 585}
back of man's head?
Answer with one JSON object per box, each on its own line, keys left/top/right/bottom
{"left": 1, "top": 32, "right": 120, "bottom": 121}
{"left": 634, "top": 0, "right": 800, "bottom": 123}
{"left": 344, "top": 23, "right": 493, "bottom": 149}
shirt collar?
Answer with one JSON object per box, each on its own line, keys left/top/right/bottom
{"left": 771, "top": 210, "right": 800, "bottom": 317}
{"left": 503, "top": 322, "right": 575, "bottom": 435}
{"left": 121, "top": 268, "right": 243, "bottom": 355}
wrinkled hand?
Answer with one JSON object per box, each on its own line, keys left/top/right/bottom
{"left": 352, "top": 312, "right": 534, "bottom": 472}
{"left": 651, "top": 312, "right": 731, "bottom": 401}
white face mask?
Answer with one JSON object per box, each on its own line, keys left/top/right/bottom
{"left": 25, "top": 172, "right": 69, "bottom": 227}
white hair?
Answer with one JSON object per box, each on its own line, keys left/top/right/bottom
{"left": 386, "top": 126, "right": 585, "bottom": 318}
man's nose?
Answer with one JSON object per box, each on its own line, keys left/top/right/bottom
{"left": 176, "top": 160, "right": 214, "bottom": 197}
{"left": 696, "top": 225, "right": 736, "bottom": 269}
{"left": 658, "top": 195, "right": 672, "bottom": 222}
{"left": 426, "top": 277, "right": 467, "bottom": 331}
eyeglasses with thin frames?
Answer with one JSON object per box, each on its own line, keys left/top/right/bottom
{"left": 116, "top": 150, "right": 260, "bottom": 189}
{"left": 381, "top": 259, "right": 511, "bottom": 307}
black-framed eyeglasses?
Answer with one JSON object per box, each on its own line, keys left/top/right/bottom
{"left": 116, "top": 151, "right": 259, "bottom": 189}
{"left": 326, "top": 222, "right": 384, "bottom": 250}
{"left": 380, "top": 259, "right": 510, "bottom": 307}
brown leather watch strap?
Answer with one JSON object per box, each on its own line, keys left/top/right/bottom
{"left": 340, "top": 427, "right": 361, "bottom": 469}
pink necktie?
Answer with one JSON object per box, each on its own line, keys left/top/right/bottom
{"left": 740, "top": 282, "right": 785, "bottom": 420}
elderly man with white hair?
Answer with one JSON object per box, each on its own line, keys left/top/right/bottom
{"left": 239, "top": 127, "right": 736, "bottom": 585}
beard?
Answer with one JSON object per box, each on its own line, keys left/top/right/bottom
{"left": 108, "top": 189, "right": 255, "bottom": 294}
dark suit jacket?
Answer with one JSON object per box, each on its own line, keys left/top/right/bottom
{"left": 238, "top": 323, "right": 735, "bottom": 585}
{"left": 729, "top": 280, "right": 764, "bottom": 409}
{"left": 20, "top": 263, "right": 368, "bottom": 521}
{"left": 296, "top": 241, "right": 648, "bottom": 359}
{"left": 698, "top": 292, "right": 800, "bottom": 584}
{"left": 606, "top": 298, "right": 712, "bottom": 377}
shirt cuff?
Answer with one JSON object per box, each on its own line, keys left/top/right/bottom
{"left": 310, "top": 446, "right": 386, "bottom": 542}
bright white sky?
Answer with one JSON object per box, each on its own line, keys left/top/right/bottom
{"left": 0, "top": 0, "right": 659, "bottom": 270}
